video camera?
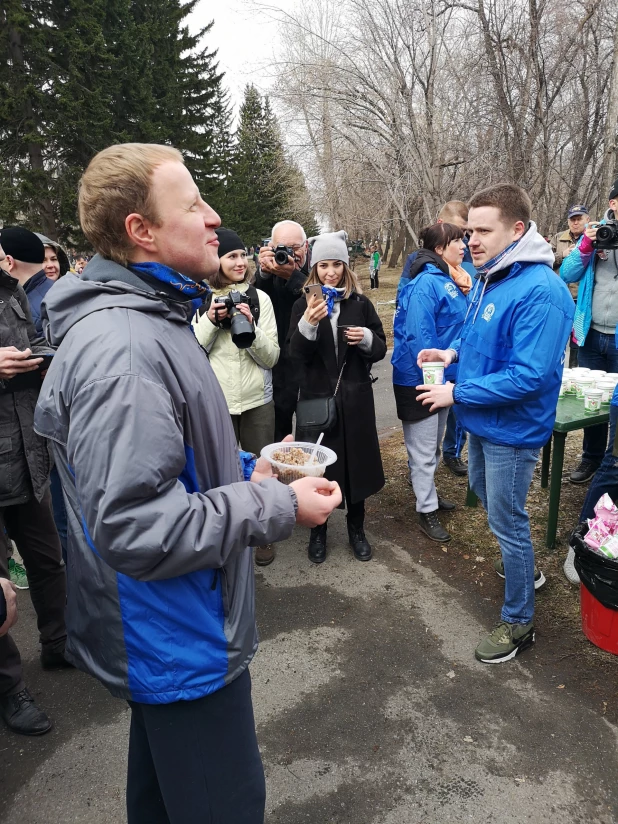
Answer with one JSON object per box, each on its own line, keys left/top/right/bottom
{"left": 213, "top": 290, "right": 256, "bottom": 349}
{"left": 594, "top": 220, "right": 618, "bottom": 250}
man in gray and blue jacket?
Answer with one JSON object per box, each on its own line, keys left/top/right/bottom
{"left": 34, "top": 143, "right": 341, "bottom": 824}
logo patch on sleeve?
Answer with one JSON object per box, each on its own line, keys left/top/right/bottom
{"left": 444, "top": 282, "right": 458, "bottom": 299}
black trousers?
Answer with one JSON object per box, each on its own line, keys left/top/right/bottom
{"left": 127, "top": 668, "right": 266, "bottom": 824}
{"left": 0, "top": 490, "right": 66, "bottom": 696}
{"left": 272, "top": 356, "right": 299, "bottom": 442}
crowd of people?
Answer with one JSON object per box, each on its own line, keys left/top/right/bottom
{"left": 0, "top": 140, "right": 615, "bottom": 824}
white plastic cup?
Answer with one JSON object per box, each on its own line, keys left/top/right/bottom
{"left": 574, "top": 376, "right": 594, "bottom": 399}
{"left": 597, "top": 379, "right": 616, "bottom": 405}
{"left": 588, "top": 369, "right": 607, "bottom": 387}
{"left": 421, "top": 362, "right": 445, "bottom": 385}
{"left": 559, "top": 378, "right": 567, "bottom": 398}
{"left": 584, "top": 387, "right": 603, "bottom": 414}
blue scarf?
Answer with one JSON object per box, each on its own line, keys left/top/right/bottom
{"left": 321, "top": 285, "right": 343, "bottom": 317}
{"left": 131, "top": 262, "right": 210, "bottom": 316}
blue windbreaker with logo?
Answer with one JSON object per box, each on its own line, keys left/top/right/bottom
{"left": 451, "top": 227, "right": 575, "bottom": 448}
{"left": 392, "top": 263, "right": 468, "bottom": 386}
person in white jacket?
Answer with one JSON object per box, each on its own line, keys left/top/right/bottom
{"left": 193, "top": 228, "right": 280, "bottom": 566}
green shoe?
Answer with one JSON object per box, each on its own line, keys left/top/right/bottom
{"left": 493, "top": 558, "right": 546, "bottom": 590}
{"left": 475, "top": 621, "right": 535, "bottom": 664}
{"left": 8, "top": 558, "right": 29, "bottom": 590}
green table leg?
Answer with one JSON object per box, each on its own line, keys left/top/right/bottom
{"left": 465, "top": 482, "right": 478, "bottom": 507}
{"left": 541, "top": 437, "right": 551, "bottom": 489}
{"left": 546, "top": 431, "right": 566, "bottom": 549}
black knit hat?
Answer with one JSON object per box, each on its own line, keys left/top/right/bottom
{"left": 0, "top": 226, "right": 45, "bottom": 265}
{"left": 216, "top": 228, "right": 245, "bottom": 258}
{"left": 610, "top": 179, "right": 618, "bottom": 201}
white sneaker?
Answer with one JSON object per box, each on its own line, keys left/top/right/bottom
{"left": 563, "top": 546, "right": 580, "bottom": 585}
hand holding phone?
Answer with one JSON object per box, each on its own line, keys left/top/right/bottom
{"left": 304, "top": 284, "right": 323, "bottom": 302}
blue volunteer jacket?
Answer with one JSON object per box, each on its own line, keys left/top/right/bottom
{"left": 392, "top": 263, "right": 468, "bottom": 387}
{"left": 451, "top": 261, "right": 575, "bottom": 448}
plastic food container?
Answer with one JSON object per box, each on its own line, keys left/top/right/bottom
{"left": 588, "top": 370, "right": 607, "bottom": 387}
{"left": 260, "top": 441, "right": 337, "bottom": 484}
{"left": 421, "top": 362, "right": 445, "bottom": 385}
{"left": 584, "top": 387, "right": 603, "bottom": 414}
{"left": 562, "top": 369, "right": 575, "bottom": 393}
{"left": 574, "top": 376, "right": 594, "bottom": 399}
{"left": 596, "top": 379, "right": 616, "bottom": 405}
{"left": 559, "top": 378, "right": 568, "bottom": 398}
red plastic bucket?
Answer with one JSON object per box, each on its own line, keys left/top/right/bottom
{"left": 581, "top": 583, "right": 618, "bottom": 655}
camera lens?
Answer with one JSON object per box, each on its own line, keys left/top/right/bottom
{"left": 229, "top": 310, "right": 255, "bottom": 349}
{"left": 274, "top": 249, "right": 289, "bottom": 266}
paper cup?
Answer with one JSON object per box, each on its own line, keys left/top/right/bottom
{"left": 574, "top": 377, "right": 594, "bottom": 399}
{"left": 584, "top": 388, "right": 603, "bottom": 414}
{"left": 421, "top": 362, "right": 445, "bottom": 385}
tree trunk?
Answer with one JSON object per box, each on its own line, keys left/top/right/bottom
{"left": 388, "top": 224, "right": 407, "bottom": 268}
{"left": 599, "top": 19, "right": 618, "bottom": 212}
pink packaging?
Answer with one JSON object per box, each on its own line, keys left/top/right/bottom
{"left": 584, "top": 517, "right": 613, "bottom": 549}
{"left": 593, "top": 493, "right": 618, "bottom": 527}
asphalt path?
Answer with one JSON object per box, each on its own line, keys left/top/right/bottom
{"left": 2, "top": 363, "right": 618, "bottom": 823}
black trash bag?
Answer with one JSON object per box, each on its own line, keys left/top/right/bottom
{"left": 571, "top": 523, "right": 618, "bottom": 611}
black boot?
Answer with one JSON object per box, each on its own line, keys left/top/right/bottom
{"left": 418, "top": 510, "right": 451, "bottom": 543}
{"left": 308, "top": 522, "right": 327, "bottom": 564}
{"left": 347, "top": 517, "right": 372, "bottom": 561}
{"left": 0, "top": 688, "right": 52, "bottom": 736}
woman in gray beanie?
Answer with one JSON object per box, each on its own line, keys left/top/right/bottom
{"left": 287, "top": 231, "right": 387, "bottom": 563}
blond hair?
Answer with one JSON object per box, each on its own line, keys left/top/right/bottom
{"left": 78, "top": 143, "right": 184, "bottom": 265}
{"left": 306, "top": 261, "right": 361, "bottom": 299}
{"left": 438, "top": 200, "right": 469, "bottom": 224}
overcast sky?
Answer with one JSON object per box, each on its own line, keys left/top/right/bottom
{"left": 187, "top": 1, "right": 290, "bottom": 105}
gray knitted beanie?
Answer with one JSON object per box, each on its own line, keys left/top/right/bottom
{"left": 308, "top": 230, "right": 349, "bottom": 266}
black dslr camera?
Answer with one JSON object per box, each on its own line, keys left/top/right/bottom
{"left": 594, "top": 220, "right": 618, "bottom": 250}
{"left": 213, "top": 290, "right": 256, "bottom": 349}
{"left": 272, "top": 244, "right": 295, "bottom": 266}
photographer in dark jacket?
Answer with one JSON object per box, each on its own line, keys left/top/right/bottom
{"left": 0, "top": 241, "right": 68, "bottom": 737}
{"left": 256, "top": 221, "right": 309, "bottom": 440}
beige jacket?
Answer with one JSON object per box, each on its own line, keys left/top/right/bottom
{"left": 552, "top": 229, "right": 579, "bottom": 299}
{"left": 193, "top": 280, "right": 279, "bottom": 415}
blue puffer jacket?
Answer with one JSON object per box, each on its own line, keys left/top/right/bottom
{"left": 452, "top": 226, "right": 575, "bottom": 448}
{"left": 560, "top": 210, "right": 614, "bottom": 346}
{"left": 23, "top": 270, "right": 53, "bottom": 336}
{"left": 392, "top": 262, "right": 468, "bottom": 387}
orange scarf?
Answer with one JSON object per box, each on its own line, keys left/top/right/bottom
{"left": 448, "top": 264, "right": 472, "bottom": 295}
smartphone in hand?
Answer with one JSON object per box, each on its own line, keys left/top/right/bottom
{"left": 304, "top": 284, "right": 323, "bottom": 303}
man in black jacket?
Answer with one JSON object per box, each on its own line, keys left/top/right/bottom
{"left": 0, "top": 243, "right": 68, "bottom": 736}
{"left": 256, "top": 221, "right": 309, "bottom": 440}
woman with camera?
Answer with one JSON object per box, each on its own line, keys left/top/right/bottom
{"left": 193, "top": 228, "right": 280, "bottom": 566}
{"left": 287, "top": 231, "right": 387, "bottom": 564}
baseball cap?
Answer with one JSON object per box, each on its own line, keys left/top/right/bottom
{"left": 609, "top": 179, "right": 618, "bottom": 201}
{"left": 0, "top": 226, "right": 45, "bottom": 264}
{"left": 567, "top": 204, "right": 589, "bottom": 218}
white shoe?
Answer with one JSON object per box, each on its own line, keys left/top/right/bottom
{"left": 563, "top": 546, "right": 580, "bottom": 585}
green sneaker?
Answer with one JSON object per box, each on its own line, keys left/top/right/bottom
{"left": 475, "top": 621, "right": 535, "bottom": 663}
{"left": 493, "top": 558, "right": 546, "bottom": 590}
{"left": 8, "top": 558, "right": 29, "bottom": 590}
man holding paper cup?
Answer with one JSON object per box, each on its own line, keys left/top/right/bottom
{"left": 417, "top": 184, "right": 574, "bottom": 664}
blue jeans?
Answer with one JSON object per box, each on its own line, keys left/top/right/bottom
{"left": 581, "top": 405, "right": 618, "bottom": 521}
{"left": 468, "top": 435, "right": 540, "bottom": 625}
{"left": 579, "top": 329, "right": 618, "bottom": 463}
{"left": 442, "top": 407, "right": 467, "bottom": 459}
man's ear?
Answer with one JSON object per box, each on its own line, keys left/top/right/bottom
{"left": 3, "top": 255, "right": 15, "bottom": 273}
{"left": 125, "top": 213, "right": 158, "bottom": 254}
{"left": 513, "top": 220, "right": 526, "bottom": 240}
{"left": 609, "top": 199, "right": 618, "bottom": 214}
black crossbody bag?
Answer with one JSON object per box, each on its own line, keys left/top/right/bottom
{"left": 295, "top": 359, "right": 346, "bottom": 435}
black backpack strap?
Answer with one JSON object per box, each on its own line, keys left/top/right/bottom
{"left": 245, "top": 284, "right": 261, "bottom": 325}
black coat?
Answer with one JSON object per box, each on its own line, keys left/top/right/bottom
{"left": 0, "top": 271, "right": 54, "bottom": 505}
{"left": 288, "top": 293, "right": 387, "bottom": 505}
